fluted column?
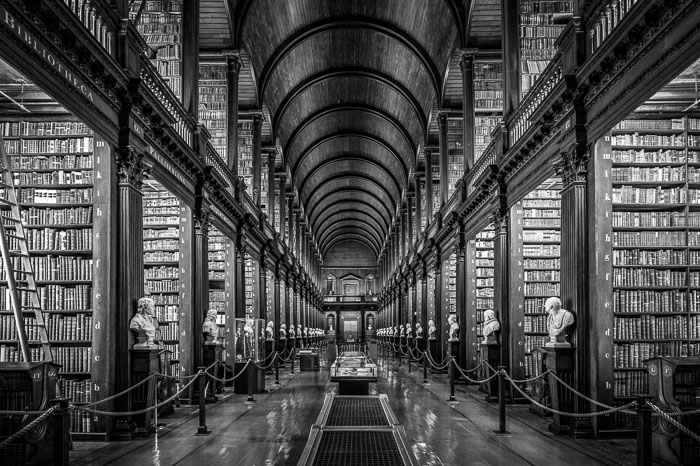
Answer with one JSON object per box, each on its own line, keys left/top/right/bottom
{"left": 459, "top": 49, "right": 477, "bottom": 171}
{"left": 267, "top": 149, "right": 276, "bottom": 224}
{"left": 414, "top": 173, "right": 422, "bottom": 237}
{"left": 252, "top": 114, "right": 262, "bottom": 206}
{"left": 438, "top": 112, "right": 449, "bottom": 207}
{"left": 425, "top": 149, "right": 433, "bottom": 222}
{"left": 279, "top": 175, "right": 288, "bottom": 240}
{"left": 406, "top": 193, "right": 414, "bottom": 251}
{"left": 224, "top": 51, "right": 242, "bottom": 172}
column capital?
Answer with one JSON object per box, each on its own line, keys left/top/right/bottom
{"left": 437, "top": 111, "right": 448, "bottom": 126}
{"left": 278, "top": 172, "right": 288, "bottom": 182}
{"left": 116, "top": 146, "right": 151, "bottom": 188}
{"left": 223, "top": 50, "right": 242, "bottom": 74}
{"left": 555, "top": 143, "right": 590, "bottom": 186}
{"left": 266, "top": 147, "right": 277, "bottom": 160}
{"left": 252, "top": 112, "right": 263, "bottom": 126}
{"left": 458, "top": 48, "right": 478, "bottom": 70}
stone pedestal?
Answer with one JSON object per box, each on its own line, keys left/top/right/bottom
{"left": 278, "top": 338, "right": 287, "bottom": 366}
{"left": 202, "top": 343, "right": 223, "bottom": 400}
{"left": 264, "top": 340, "right": 274, "bottom": 373}
{"left": 428, "top": 338, "right": 437, "bottom": 367}
{"left": 545, "top": 346, "right": 575, "bottom": 435}
{"left": 130, "top": 349, "right": 160, "bottom": 436}
{"left": 479, "top": 343, "right": 500, "bottom": 401}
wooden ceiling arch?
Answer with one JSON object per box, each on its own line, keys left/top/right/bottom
{"left": 313, "top": 203, "right": 389, "bottom": 238}
{"left": 323, "top": 235, "right": 380, "bottom": 260}
{"left": 283, "top": 104, "right": 417, "bottom": 166}
{"left": 301, "top": 172, "right": 400, "bottom": 216}
{"left": 307, "top": 188, "right": 393, "bottom": 231}
{"left": 272, "top": 67, "right": 427, "bottom": 133}
{"left": 319, "top": 222, "right": 383, "bottom": 253}
{"left": 316, "top": 210, "right": 386, "bottom": 245}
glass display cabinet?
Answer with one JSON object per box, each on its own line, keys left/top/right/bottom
{"left": 233, "top": 318, "right": 264, "bottom": 362}
{"left": 330, "top": 352, "right": 378, "bottom": 395}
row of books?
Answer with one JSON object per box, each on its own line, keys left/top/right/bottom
{"left": 613, "top": 371, "right": 649, "bottom": 398}
{"left": 613, "top": 341, "right": 688, "bottom": 368}
{"left": 9, "top": 154, "right": 93, "bottom": 169}
{"left": 522, "top": 230, "right": 560, "bottom": 242}
{"left": 21, "top": 228, "right": 93, "bottom": 251}
{"left": 613, "top": 248, "right": 687, "bottom": 265}
{"left": 18, "top": 188, "right": 93, "bottom": 204}
{"left": 611, "top": 166, "right": 686, "bottom": 182}
{"left": 612, "top": 268, "right": 687, "bottom": 287}
{"left": 156, "top": 304, "right": 179, "bottom": 322}
{"left": 145, "top": 197, "right": 179, "bottom": 206}
{"left": 146, "top": 279, "right": 178, "bottom": 292}
{"left": 51, "top": 346, "right": 92, "bottom": 372}
{"left": 524, "top": 315, "right": 548, "bottom": 333}
{"left": 613, "top": 289, "right": 686, "bottom": 313}
{"left": 143, "top": 227, "right": 178, "bottom": 239}
{"left": 4, "top": 137, "right": 93, "bottom": 154}
{"left": 613, "top": 315, "right": 692, "bottom": 339}
{"left": 612, "top": 134, "right": 685, "bottom": 147}
{"left": 524, "top": 335, "right": 548, "bottom": 353}
{"left": 69, "top": 409, "right": 95, "bottom": 433}
{"left": 524, "top": 297, "right": 550, "bottom": 313}
{"left": 522, "top": 208, "right": 560, "bottom": 218}
{"left": 0, "top": 313, "right": 92, "bottom": 340}
{"left": 613, "top": 211, "right": 685, "bottom": 228}
{"left": 144, "top": 266, "right": 179, "bottom": 279}
{"left": 523, "top": 244, "right": 560, "bottom": 256}
{"left": 143, "top": 212, "right": 179, "bottom": 223}
{"left": 15, "top": 170, "right": 94, "bottom": 185}
{"left": 611, "top": 149, "right": 685, "bottom": 163}
{"left": 2, "top": 121, "right": 91, "bottom": 137}
{"left": 525, "top": 282, "right": 560, "bottom": 295}
{"left": 59, "top": 378, "right": 91, "bottom": 403}
{"left": 524, "top": 270, "right": 560, "bottom": 281}
{"left": 30, "top": 256, "right": 93, "bottom": 281}
{"left": 159, "top": 322, "right": 179, "bottom": 341}
{"left": 144, "top": 239, "right": 178, "bottom": 250}
{"left": 523, "top": 258, "right": 560, "bottom": 269}
{"left": 612, "top": 230, "right": 685, "bottom": 247}
{"left": 612, "top": 186, "right": 686, "bottom": 204}
{"left": 144, "top": 251, "right": 179, "bottom": 262}
{"left": 0, "top": 345, "right": 43, "bottom": 362}
{"left": 38, "top": 284, "right": 91, "bottom": 311}
{"left": 523, "top": 199, "right": 559, "bottom": 208}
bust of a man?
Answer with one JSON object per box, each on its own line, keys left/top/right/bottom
{"left": 447, "top": 314, "right": 459, "bottom": 342}
{"left": 297, "top": 325, "right": 303, "bottom": 338}
{"left": 545, "top": 297, "right": 575, "bottom": 347}
{"left": 202, "top": 309, "right": 220, "bottom": 344}
{"left": 394, "top": 326, "right": 400, "bottom": 337}
{"left": 405, "top": 323, "right": 413, "bottom": 339}
{"left": 428, "top": 320, "right": 436, "bottom": 340}
{"left": 415, "top": 323, "right": 423, "bottom": 339}
{"left": 399, "top": 325, "right": 406, "bottom": 337}
{"left": 279, "top": 323, "right": 287, "bottom": 340}
{"left": 482, "top": 309, "right": 500, "bottom": 344}
{"left": 130, "top": 297, "right": 159, "bottom": 348}
{"left": 266, "top": 321, "right": 274, "bottom": 341}
{"left": 303, "top": 327, "right": 309, "bottom": 338}
{"left": 288, "top": 325, "right": 296, "bottom": 339}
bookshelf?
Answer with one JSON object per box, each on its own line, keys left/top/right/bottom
{"left": 238, "top": 119, "right": 254, "bottom": 197}
{"left": 474, "top": 60, "right": 502, "bottom": 162}
{"left": 261, "top": 158, "right": 269, "bottom": 211}
{"left": 447, "top": 118, "right": 464, "bottom": 195}
{"left": 142, "top": 182, "right": 181, "bottom": 378}
{"left": 601, "top": 115, "right": 700, "bottom": 430}
{"left": 522, "top": 182, "right": 561, "bottom": 377}
{"left": 208, "top": 227, "right": 231, "bottom": 332}
{"left": 198, "top": 63, "right": 227, "bottom": 159}
{"left": 474, "top": 226, "right": 495, "bottom": 346}
{"left": 1, "top": 120, "right": 97, "bottom": 434}
{"left": 446, "top": 252, "right": 457, "bottom": 326}
{"left": 419, "top": 177, "right": 427, "bottom": 231}
{"left": 130, "top": 0, "right": 183, "bottom": 100}
{"left": 519, "top": 0, "right": 573, "bottom": 99}
{"left": 432, "top": 151, "right": 440, "bottom": 215}
{"left": 244, "top": 253, "right": 257, "bottom": 319}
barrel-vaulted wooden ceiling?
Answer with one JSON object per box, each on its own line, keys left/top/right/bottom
{"left": 199, "top": 0, "right": 502, "bottom": 263}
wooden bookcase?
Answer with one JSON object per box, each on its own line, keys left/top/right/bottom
{"left": 130, "top": 0, "right": 183, "bottom": 100}
{"left": 592, "top": 114, "right": 700, "bottom": 431}
{"left": 142, "top": 182, "right": 181, "bottom": 377}
{"left": 474, "top": 59, "right": 502, "bottom": 162}
{"left": 519, "top": 0, "right": 572, "bottom": 99}
{"left": 198, "top": 63, "right": 227, "bottom": 159}
{"left": 208, "top": 226, "right": 232, "bottom": 335}
{"left": 475, "top": 227, "right": 495, "bottom": 345}
{"left": 1, "top": 120, "right": 99, "bottom": 434}
{"left": 244, "top": 253, "right": 257, "bottom": 319}
{"left": 238, "top": 119, "right": 254, "bottom": 198}
{"left": 447, "top": 118, "right": 464, "bottom": 197}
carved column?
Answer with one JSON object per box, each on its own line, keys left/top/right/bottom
{"left": 235, "top": 234, "right": 247, "bottom": 319}
{"left": 557, "top": 144, "right": 593, "bottom": 437}
{"left": 459, "top": 49, "right": 477, "bottom": 171}
{"left": 492, "top": 208, "right": 510, "bottom": 370}
{"left": 193, "top": 202, "right": 211, "bottom": 369}
{"left": 252, "top": 113, "right": 262, "bottom": 206}
{"left": 279, "top": 175, "right": 288, "bottom": 241}
{"left": 420, "top": 262, "right": 428, "bottom": 350}
{"left": 406, "top": 193, "right": 414, "bottom": 250}
{"left": 456, "top": 230, "right": 467, "bottom": 369}
{"left": 433, "top": 254, "right": 444, "bottom": 361}
{"left": 224, "top": 51, "right": 242, "bottom": 172}
{"left": 414, "top": 173, "right": 423, "bottom": 236}
{"left": 438, "top": 112, "right": 449, "bottom": 207}
{"left": 268, "top": 149, "right": 276, "bottom": 225}
{"left": 287, "top": 193, "right": 295, "bottom": 249}
{"left": 425, "top": 149, "right": 434, "bottom": 222}
{"left": 284, "top": 275, "right": 292, "bottom": 336}
{"left": 115, "top": 147, "right": 148, "bottom": 421}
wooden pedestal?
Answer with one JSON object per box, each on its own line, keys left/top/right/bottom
{"left": 130, "top": 349, "right": 160, "bottom": 436}
{"left": 545, "top": 346, "right": 575, "bottom": 435}
{"left": 234, "top": 361, "right": 265, "bottom": 394}
{"left": 480, "top": 344, "right": 500, "bottom": 401}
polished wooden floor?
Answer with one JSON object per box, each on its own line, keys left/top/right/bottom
{"left": 72, "top": 352, "right": 638, "bottom": 465}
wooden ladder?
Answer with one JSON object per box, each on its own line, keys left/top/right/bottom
{"left": 0, "top": 133, "right": 52, "bottom": 362}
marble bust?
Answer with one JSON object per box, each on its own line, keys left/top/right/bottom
{"left": 130, "top": 297, "right": 159, "bottom": 349}
{"left": 400, "top": 325, "right": 406, "bottom": 337}
{"left": 428, "top": 320, "right": 436, "bottom": 340}
{"left": 447, "top": 314, "right": 459, "bottom": 342}
{"left": 202, "top": 309, "right": 220, "bottom": 344}
{"left": 545, "top": 297, "right": 575, "bottom": 347}
{"left": 394, "top": 326, "right": 400, "bottom": 337}
{"left": 279, "top": 323, "right": 287, "bottom": 340}
{"left": 415, "top": 323, "right": 423, "bottom": 339}
{"left": 266, "top": 321, "right": 274, "bottom": 341}
{"left": 482, "top": 309, "right": 500, "bottom": 344}
{"left": 288, "top": 325, "right": 296, "bottom": 339}
{"left": 405, "top": 323, "right": 413, "bottom": 339}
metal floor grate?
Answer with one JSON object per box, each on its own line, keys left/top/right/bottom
{"left": 312, "top": 431, "right": 404, "bottom": 466}
{"left": 326, "top": 397, "right": 389, "bottom": 426}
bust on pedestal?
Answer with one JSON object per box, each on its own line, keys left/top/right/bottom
{"left": 202, "top": 309, "right": 222, "bottom": 399}
{"left": 415, "top": 322, "right": 424, "bottom": 351}
{"left": 479, "top": 310, "right": 500, "bottom": 401}
{"left": 447, "top": 314, "right": 460, "bottom": 368}
{"left": 542, "top": 297, "right": 577, "bottom": 435}
{"left": 427, "top": 319, "right": 437, "bottom": 362}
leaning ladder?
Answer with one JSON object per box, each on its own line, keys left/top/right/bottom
{"left": 0, "top": 134, "right": 52, "bottom": 362}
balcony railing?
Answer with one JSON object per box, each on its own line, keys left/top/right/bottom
{"left": 323, "top": 295, "right": 378, "bottom": 303}
{"left": 61, "top": 0, "right": 115, "bottom": 55}
{"left": 588, "top": 0, "right": 642, "bottom": 55}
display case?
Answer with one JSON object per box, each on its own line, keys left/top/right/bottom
{"left": 233, "top": 318, "right": 264, "bottom": 362}
{"left": 330, "top": 352, "right": 378, "bottom": 395}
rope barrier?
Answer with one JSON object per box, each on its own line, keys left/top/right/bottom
{"left": 506, "top": 370, "right": 554, "bottom": 384}
{"left": 451, "top": 360, "right": 500, "bottom": 384}
{"left": 78, "top": 372, "right": 158, "bottom": 407}
{"left": 253, "top": 354, "right": 279, "bottom": 371}
{"left": 204, "top": 358, "right": 252, "bottom": 383}
{"left": 0, "top": 406, "right": 56, "bottom": 450}
{"left": 72, "top": 370, "right": 203, "bottom": 417}
{"left": 505, "top": 374, "right": 636, "bottom": 418}
{"left": 647, "top": 401, "right": 700, "bottom": 444}
{"left": 547, "top": 371, "right": 626, "bottom": 412}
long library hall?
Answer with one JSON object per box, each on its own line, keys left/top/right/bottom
{"left": 0, "top": 1, "right": 700, "bottom": 465}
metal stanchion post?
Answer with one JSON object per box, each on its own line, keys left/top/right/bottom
{"left": 196, "top": 369, "right": 210, "bottom": 435}
{"left": 50, "top": 398, "right": 69, "bottom": 466}
{"left": 275, "top": 352, "right": 280, "bottom": 385}
{"left": 423, "top": 352, "right": 428, "bottom": 384}
{"left": 449, "top": 356, "right": 456, "bottom": 401}
{"left": 494, "top": 366, "right": 509, "bottom": 435}
{"left": 636, "top": 396, "right": 652, "bottom": 466}
{"left": 247, "top": 359, "right": 255, "bottom": 402}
